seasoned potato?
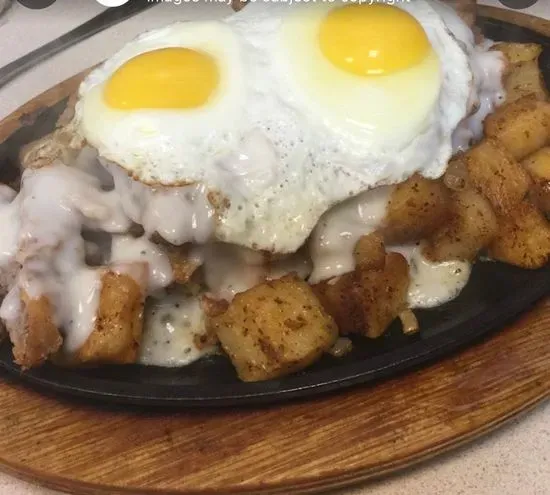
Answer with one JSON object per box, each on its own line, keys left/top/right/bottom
{"left": 208, "top": 274, "right": 338, "bottom": 382}
{"left": 423, "top": 189, "right": 498, "bottom": 262}
{"left": 484, "top": 96, "right": 550, "bottom": 161}
{"left": 522, "top": 147, "right": 550, "bottom": 214}
{"left": 463, "top": 138, "right": 531, "bottom": 214}
{"left": 313, "top": 252, "right": 409, "bottom": 339}
{"left": 353, "top": 232, "right": 385, "bottom": 270}
{"left": 382, "top": 175, "right": 451, "bottom": 244}
{"left": 495, "top": 42, "right": 542, "bottom": 65}
{"left": 5, "top": 290, "right": 63, "bottom": 369}
{"left": 504, "top": 60, "right": 549, "bottom": 103}
{"left": 69, "top": 266, "right": 147, "bottom": 365}
{"left": 488, "top": 200, "right": 550, "bottom": 269}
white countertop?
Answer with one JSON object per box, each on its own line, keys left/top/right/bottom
{"left": 0, "top": 1, "right": 548, "bottom": 494}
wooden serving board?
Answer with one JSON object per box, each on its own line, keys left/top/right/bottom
{"left": 0, "top": 6, "right": 548, "bottom": 495}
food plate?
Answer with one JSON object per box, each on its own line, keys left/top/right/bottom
{"left": 0, "top": 14, "right": 549, "bottom": 408}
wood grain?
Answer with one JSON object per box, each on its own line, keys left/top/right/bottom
{"left": 0, "top": 6, "right": 548, "bottom": 495}
{"left": 0, "top": 298, "right": 547, "bottom": 495}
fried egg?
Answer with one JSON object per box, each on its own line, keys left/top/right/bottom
{"left": 75, "top": 2, "right": 491, "bottom": 253}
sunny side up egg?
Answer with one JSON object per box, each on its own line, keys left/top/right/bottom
{"left": 75, "top": 1, "right": 475, "bottom": 254}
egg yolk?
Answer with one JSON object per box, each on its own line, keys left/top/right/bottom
{"left": 319, "top": 4, "right": 431, "bottom": 77}
{"left": 104, "top": 48, "right": 219, "bottom": 110}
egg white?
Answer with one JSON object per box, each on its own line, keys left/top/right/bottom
{"left": 77, "top": 21, "right": 248, "bottom": 185}
{"left": 75, "top": 2, "right": 482, "bottom": 254}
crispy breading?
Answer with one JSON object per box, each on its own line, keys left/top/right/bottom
{"left": 423, "top": 189, "right": 498, "bottom": 263}
{"left": 208, "top": 274, "right": 338, "bottom": 382}
{"left": 6, "top": 290, "right": 63, "bottom": 369}
{"left": 313, "top": 252, "right": 410, "bottom": 339}
{"left": 463, "top": 138, "right": 531, "bottom": 215}
{"left": 382, "top": 175, "right": 451, "bottom": 244}
{"left": 488, "top": 200, "right": 550, "bottom": 269}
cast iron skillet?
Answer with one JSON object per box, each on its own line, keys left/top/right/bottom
{"left": 0, "top": 16, "right": 548, "bottom": 408}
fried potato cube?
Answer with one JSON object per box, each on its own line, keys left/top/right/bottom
{"left": 463, "top": 138, "right": 531, "bottom": 214}
{"left": 313, "top": 253, "right": 409, "bottom": 339}
{"left": 353, "top": 232, "right": 385, "bottom": 270}
{"left": 208, "top": 274, "right": 338, "bottom": 382}
{"left": 522, "top": 147, "right": 550, "bottom": 214}
{"left": 71, "top": 267, "right": 146, "bottom": 365}
{"left": 504, "top": 60, "right": 549, "bottom": 103}
{"left": 5, "top": 289, "right": 63, "bottom": 369}
{"left": 423, "top": 189, "right": 498, "bottom": 262}
{"left": 488, "top": 201, "right": 550, "bottom": 269}
{"left": 495, "top": 42, "right": 542, "bottom": 65}
{"left": 382, "top": 175, "right": 451, "bottom": 244}
{"left": 484, "top": 96, "right": 550, "bottom": 161}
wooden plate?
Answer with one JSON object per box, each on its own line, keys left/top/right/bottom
{"left": 0, "top": 6, "right": 547, "bottom": 495}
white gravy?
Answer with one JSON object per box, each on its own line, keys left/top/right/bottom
{"left": 390, "top": 244, "right": 471, "bottom": 309}
{"left": 110, "top": 235, "right": 173, "bottom": 293}
{"left": 0, "top": 189, "right": 20, "bottom": 271}
{"left": 309, "top": 186, "right": 393, "bottom": 284}
{"left": 107, "top": 161, "right": 215, "bottom": 246}
{"left": 140, "top": 289, "right": 216, "bottom": 367}
{"left": 200, "top": 243, "right": 266, "bottom": 300}
{"left": 0, "top": 163, "right": 132, "bottom": 351}
{"left": 268, "top": 251, "right": 312, "bottom": 280}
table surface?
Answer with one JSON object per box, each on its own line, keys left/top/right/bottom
{"left": 0, "top": 1, "right": 548, "bottom": 494}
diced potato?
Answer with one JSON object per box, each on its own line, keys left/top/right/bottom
{"left": 463, "top": 138, "right": 531, "bottom": 215}
{"left": 381, "top": 175, "right": 451, "bottom": 244}
{"left": 494, "top": 42, "right": 542, "bottom": 65}
{"left": 504, "top": 60, "right": 549, "bottom": 103}
{"left": 353, "top": 232, "right": 385, "bottom": 270}
{"left": 522, "top": 147, "right": 550, "bottom": 214}
{"left": 313, "top": 252, "right": 409, "bottom": 339}
{"left": 5, "top": 289, "right": 63, "bottom": 369}
{"left": 423, "top": 189, "right": 498, "bottom": 262}
{"left": 484, "top": 96, "right": 550, "bottom": 161}
{"left": 70, "top": 267, "right": 146, "bottom": 365}
{"left": 208, "top": 274, "right": 338, "bottom": 382}
{"left": 488, "top": 200, "right": 550, "bottom": 269}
